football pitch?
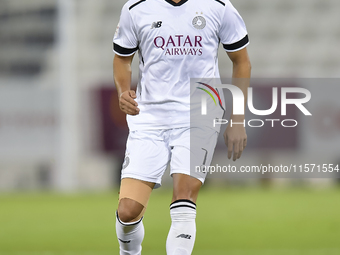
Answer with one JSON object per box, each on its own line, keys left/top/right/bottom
{"left": 1, "top": 186, "right": 340, "bottom": 255}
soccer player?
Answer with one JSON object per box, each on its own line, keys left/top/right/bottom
{"left": 113, "top": 0, "right": 251, "bottom": 254}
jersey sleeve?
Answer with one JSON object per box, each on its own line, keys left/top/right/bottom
{"left": 113, "top": 3, "right": 138, "bottom": 56}
{"left": 218, "top": 0, "right": 249, "bottom": 52}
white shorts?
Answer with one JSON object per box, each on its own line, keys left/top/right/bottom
{"left": 121, "top": 127, "right": 219, "bottom": 188}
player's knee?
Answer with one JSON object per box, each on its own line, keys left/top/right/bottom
{"left": 117, "top": 198, "right": 144, "bottom": 223}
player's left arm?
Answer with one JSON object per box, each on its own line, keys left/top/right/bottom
{"left": 224, "top": 47, "right": 251, "bottom": 161}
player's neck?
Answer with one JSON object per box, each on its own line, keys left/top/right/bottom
{"left": 171, "top": 0, "right": 182, "bottom": 3}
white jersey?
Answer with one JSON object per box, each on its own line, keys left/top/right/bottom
{"left": 113, "top": 0, "right": 249, "bottom": 131}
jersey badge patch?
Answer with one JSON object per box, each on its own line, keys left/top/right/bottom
{"left": 192, "top": 16, "right": 206, "bottom": 30}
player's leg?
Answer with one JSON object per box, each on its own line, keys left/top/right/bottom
{"left": 118, "top": 178, "right": 154, "bottom": 222}
{"left": 116, "top": 178, "right": 154, "bottom": 255}
{"left": 116, "top": 129, "right": 170, "bottom": 255}
{"left": 171, "top": 173, "right": 202, "bottom": 203}
{"left": 166, "top": 173, "right": 201, "bottom": 255}
{"left": 166, "top": 127, "right": 218, "bottom": 255}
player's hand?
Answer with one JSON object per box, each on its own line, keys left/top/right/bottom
{"left": 223, "top": 122, "right": 247, "bottom": 161}
{"left": 119, "top": 90, "right": 140, "bottom": 115}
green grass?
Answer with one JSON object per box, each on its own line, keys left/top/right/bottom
{"left": 1, "top": 187, "right": 340, "bottom": 254}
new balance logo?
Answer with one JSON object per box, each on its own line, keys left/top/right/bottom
{"left": 151, "top": 21, "right": 162, "bottom": 29}
{"left": 118, "top": 238, "right": 131, "bottom": 244}
{"left": 176, "top": 234, "right": 191, "bottom": 239}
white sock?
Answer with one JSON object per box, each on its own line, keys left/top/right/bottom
{"left": 166, "top": 200, "right": 197, "bottom": 255}
{"left": 116, "top": 212, "right": 144, "bottom": 255}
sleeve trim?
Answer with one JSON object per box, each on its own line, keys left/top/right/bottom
{"left": 223, "top": 34, "right": 249, "bottom": 52}
{"left": 215, "top": 0, "right": 225, "bottom": 6}
{"left": 129, "top": 0, "right": 146, "bottom": 10}
{"left": 113, "top": 43, "right": 138, "bottom": 56}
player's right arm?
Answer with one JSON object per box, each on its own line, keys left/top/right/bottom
{"left": 113, "top": 54, "right": 140, "bottom": 116}
{"left": 113, "top": 2, "right": 139, "bottom": 116}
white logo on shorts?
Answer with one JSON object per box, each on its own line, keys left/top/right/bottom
{"left": 122, "top": 156, "right": 130, "bottom": 170}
